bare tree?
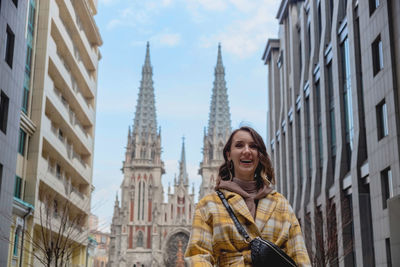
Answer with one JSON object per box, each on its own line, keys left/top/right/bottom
{"left": 23, "top": 193, "right": 88, "bottom": 267}
{"left": 305, "top": 199, "right": 354, "bottom": 267}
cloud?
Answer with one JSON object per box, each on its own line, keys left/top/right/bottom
{"left": 195, "top": 0, "right": 228, "bottom": 11}
{"left": 198, "top": 0, "right": 279, "bottom": 58}
{"left": 151, "top": 32, "right": 181, "bottom": 47}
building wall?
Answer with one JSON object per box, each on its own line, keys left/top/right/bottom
{"left": 263, "top": 0, "right": 399, "bottom": 266}
{"left": 4, "top": 0, "right": 102, "bottom": 265}
{"left": 0, "top": 0, "right": 28, "bottom": 265}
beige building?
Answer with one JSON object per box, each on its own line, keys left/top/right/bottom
{"left": 7, "top": 0, "right": 102, "bottom": 266}
{"left": 263, "top": 0, "right": 400, "bottom": 266}
{"left": 89, "top": 214, "right": 110, "bottom": 267}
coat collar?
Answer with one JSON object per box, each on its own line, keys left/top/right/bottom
{"left": 219, "top": 189, "right": 277, "bottom": 235}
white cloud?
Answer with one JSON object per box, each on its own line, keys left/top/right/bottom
{"left": 198, "top": 0, "right": 279, "bottom": 58}
{"left": 99, "top": 0, "right": 119, "bottom": 6}
{"left": 151, "top": 32, "right": 181, "bottom": 46}
{"left": 196, "top": 0, "right": 228, "bottom": 11}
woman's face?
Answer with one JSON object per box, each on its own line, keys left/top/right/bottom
{"left": 227, "top": 130, "right": 260, "bottom": 181}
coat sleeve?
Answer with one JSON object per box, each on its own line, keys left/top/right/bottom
{"left": 184, "top": 203, "right": 215, "bottom": 267}
{"left": 286, "top": 208, "right": 311, "bottom": 267}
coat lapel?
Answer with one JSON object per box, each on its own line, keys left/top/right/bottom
{"left": 221, "top": 189, "right": 255, "bottom": 225}
{"left": 255, "top": 192, "right": 277, "bottom": 232}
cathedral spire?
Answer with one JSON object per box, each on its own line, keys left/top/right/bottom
{"left": 132, "top": 42, "right": 157, "bottom": 138}
{"left": 178, "top": 137, "right": 188, "bottom": 185}
{"left": 207, "top": 43, "right": 231, "bottom": 139}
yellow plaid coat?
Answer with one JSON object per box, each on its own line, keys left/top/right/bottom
{"left": 184, "top": 189, "right": 311, "bottom": 267}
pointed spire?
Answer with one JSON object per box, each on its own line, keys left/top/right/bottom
{"left": 132, "top": 42, "right": 157, "bottom": 139}
{"left": 114, "top": 192, "right": 119, "bottom": 208}
{"left": 178, "top": 137, "right": 188, "bottom": 185}
{"left": 208, "top": 43, "right": 231, "bottom": 139}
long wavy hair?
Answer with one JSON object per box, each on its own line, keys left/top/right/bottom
{"left": 215, "top": 126, "right": 275, "bottom": 189}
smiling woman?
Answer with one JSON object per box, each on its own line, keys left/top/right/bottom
{"left": 184, "top": 126, "right": 311, "bottom": 266}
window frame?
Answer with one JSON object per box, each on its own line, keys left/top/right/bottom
{"left": 376, "top": 99, "right": 389, "bottom": 140}
{"left": 0, "top": 91, "right": 9, "bottom": 134}
{"left": 5, "top": 25, "right": 15, "bottom": 68}
{"left": 372, "top": 35, "right": 384, "bottom": 76}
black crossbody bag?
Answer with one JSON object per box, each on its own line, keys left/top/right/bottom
{"left": 216, "top": 190, "right": 297, "bottom": 267}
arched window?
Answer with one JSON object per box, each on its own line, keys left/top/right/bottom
{"left": 137, "top": 231, "right": 144, "bottom": 247}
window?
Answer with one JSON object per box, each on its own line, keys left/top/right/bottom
{"left": 329, "top": 0, "right": 334, "bottom": 24}
{"left": 372, "top": 35, "right": 383, "bottom": 76}
{"left": 317, "top": 1, "right": 322, "bottom": 45}
{"left": 369, "top": 0, "right": 380, "bottom": 14}
{"left": 14, "top": 176, "right": 22, "bottom": 199}
{"left": 341, "top": 37, "right": 353, "bottom": 167}
{"left": 13, "top": 227, "right": 20, "bottom": 256}
{"left": 381, "top": 167, "right": 393, "bottom": 209}
{"left": 307, "top": 22, "right": 311, "bottom": 57}
{"left": 327, "top": 63, "right": 336, "bottom": 174}
{"left": 137, "top": 231, "right": 143, "bottom": 247}
{"left": 12, "top": 0, "right": 18, "bottom": 7}
{"left": 0, "top": 91, "right": 9, "bottom": 134}
{"left": 376, "top": 100, "right": 388, "bottom": 140}
{"left": 5, "top": 25, "right": 15, "bottom": 68}
{"left": 305, "top": 97, "right": 312, "bottom": 176}
{"left": 56, "top": 164, "right": 61, "bottom": 178}
{"left": 18, "top": 129, "right": 27, "bottom": 155}
{"left": 386, "top": 238, "right": 392, "bottom": 267}
{"left": 315, "top": 81, "right": 323, "bottom": 172}
{"left": 0, "top": 164, "right": 3, "bottom": 197}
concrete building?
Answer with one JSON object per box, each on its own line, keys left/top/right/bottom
{"left": 5, "top": 0, "right": 102, "bottom": 265}
{"left": 263, "top": 0, "right": 400, "bottom": 266}
{"left": 0, "top": 0, "right": 28, "bottom": 265}
{"left": 108, "top": 43, "right": 196, "bottom": 267}
{"left": 89, "top": 214, "right": 110, "bottom": 267}
{"left": 198, "top": 44, "right": 232, "bottom": 199}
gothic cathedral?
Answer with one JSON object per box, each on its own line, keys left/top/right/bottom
{"left": 109, "top": 43, "right": 231, "bottom": 267}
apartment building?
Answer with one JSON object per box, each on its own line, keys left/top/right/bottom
{"left": 263, "top": 0, "right": 399, "bottom": 266}
{"left": 6, "top": 0, "right": 102, "bottom": 265}
{"left": 0, "top": 0, "right": 28, "bottom": 265}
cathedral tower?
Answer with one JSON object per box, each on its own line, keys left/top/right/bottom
{"left": 109, "top": 42, "right": 165, "bottom": 267}
{"left": 109, "top": 43, "right": 194, "bottom": 267}
{"left": 199, "top": 44, "right": 232, "bottom": 199}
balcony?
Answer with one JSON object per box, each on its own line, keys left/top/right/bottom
{"left": 55, "top": 0, "right": 100, "bottom": 67}
{"left": 42, "top": 116, "right": 91, "bottom": 182}
{"left": 34, "top": 199, "right": 88, "bottom": 245}
{"left": 51, "top": 22, "right": 96, "bottom": 100}
{"left": 39, "top": 156, "right": 90, "bottom": 213}
{"left": 48, "top": 56, "right": 95, "bottom": 123}
{"left": 46, "top": 83, "right": 93, "bottom": 153}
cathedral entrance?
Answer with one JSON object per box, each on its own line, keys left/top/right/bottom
{"left": 163, "top": 231, "right": 190, "bottom": 267}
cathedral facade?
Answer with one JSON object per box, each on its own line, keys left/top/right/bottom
{"left": 108, "top": 43, "right": 231, "bottom": 267}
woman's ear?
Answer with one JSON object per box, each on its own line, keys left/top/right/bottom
{"left": 226, "top": 151, "right": 231, "bottom": 161}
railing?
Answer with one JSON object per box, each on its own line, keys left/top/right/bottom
{"left": 53, "top": 86, "right": 90, "bottom": 143}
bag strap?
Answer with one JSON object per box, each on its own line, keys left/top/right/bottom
{"left": 216, "top": 190, "right": 252, "bottom": 242}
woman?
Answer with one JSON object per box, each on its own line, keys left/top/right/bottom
{"left": 185, "top": 126, "right": 311, "bottom": 266}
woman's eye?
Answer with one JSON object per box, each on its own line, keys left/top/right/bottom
{"left": 250, "top": 145, "right": 258, "bottom": 149}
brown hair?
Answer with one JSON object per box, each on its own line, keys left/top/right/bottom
{"left": 215, "top": 126, "right": 275, "bottom": 189}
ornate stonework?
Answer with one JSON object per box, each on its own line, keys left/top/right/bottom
{"left": 199, "top": 44, "right": 232, "bottom": 199}
{"left": 108, "top": 43, "right": 195, "bottom": 267}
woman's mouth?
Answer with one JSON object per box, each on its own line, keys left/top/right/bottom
{"left": 240, "top": 159, "right": 253, "bottom": 164}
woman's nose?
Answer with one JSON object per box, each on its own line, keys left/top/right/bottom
{"left": 243, "top": 145, "right": 251, "bottom": 153}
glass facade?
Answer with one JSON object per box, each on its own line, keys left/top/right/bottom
{"left": 341, "top": 37, "right": 354, "bottom": 165}
{"left": 22, "top": 0, "right": 36, "bottom": 114}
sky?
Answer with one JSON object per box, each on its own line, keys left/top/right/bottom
{"left": 91, "top": 0, "right": 281, "bottom": 232}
